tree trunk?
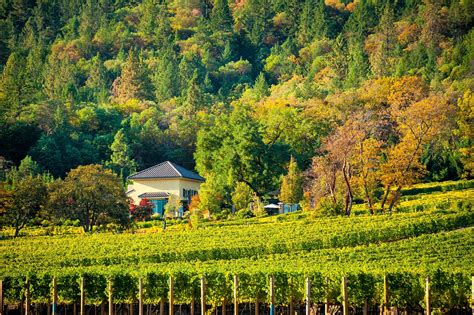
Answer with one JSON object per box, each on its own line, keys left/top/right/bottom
{"left": 380, "top": 186, "right": 391, "bottom": 213}
{"left": 387, "top": 186, "right": 402, "bottom": 213}
{"left": 359, "top": 141, "right": 375, "bottom": 215}
{"left": 342, "top": 161, "right": 353, "bottom": 216}
{"left": 363, "top": 182, "right": 374, "bottom": 215}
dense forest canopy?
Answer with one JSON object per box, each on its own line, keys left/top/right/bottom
{"left": 0, "top": 0, "right": 473, "bottom": 213}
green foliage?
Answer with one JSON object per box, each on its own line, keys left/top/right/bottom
{"left": 231, "top": 182, "right": 254, "bottom": 211}
{"left": 279, "top": 156, "right": 303, "bottom": 204}
{"left": 0, "top": 0, "right": 470, "bottom": 186}
{"left": 164, "top": 194, "right": 182, "bottom": 218}
{"left": 47, "top": 164, "right": 129, "bottom": 232}
{"left": 106, "top": 129, "right": 137, "bottom": 180}
{"left": 3, "top": 173, "right": 48, "bottom": 237}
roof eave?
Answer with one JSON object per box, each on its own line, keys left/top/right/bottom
{"left": 129, "top": 176, "right": 205, "bottom": 182}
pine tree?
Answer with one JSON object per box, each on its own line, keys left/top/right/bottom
{"left": 370, "top": 3, "right": 397, "bottom": 77}
{"left": 254, "top": 72, "right": 269, "bottom": 99}
{"left": 313, "top": 0, "right": 328, "bottom": 39}
{"left": 279, "top": 156, "right": 303, "bottom": 204}
{"left": 85, "top": 54, "right": 108, "bottom": 103}
{"left": 154, "top": 48, "right": 179, "bottom": 102}
{"left": 345, "top": 40, "right": 369, "bottom": 88}
{"left": 298, "top": 0, "right": 327, "bottom": 45}
{"left": 43, "top": 54, "right": 78, "bottom": 103}
{"left": 246, "top": 0, "right": 273, "bottom": 46}
{"left": 107, "top": 129, "right": 137, "bottom": 180}
{"left": 111, "top": 49, "right": 153, "bottom": 104}
{"left": 139, "top": 0, "right": 159, "bottom": 36}
{"left": 184, "top": 69, "right": 206, "bottom": 113}
{"left": 0, "top": 52, "right": 27, "bottom": 118}
{"left": 211, "top": 0, "right": 233, "bottom": 32}
{"left": 178, "top": 56, "right": 196, "bottom": 95}
{"left": 79, "top": 0, "right": 102, "bottom": 41}
{"left": 221, "top": 40, "right": 235, "bottom": 64}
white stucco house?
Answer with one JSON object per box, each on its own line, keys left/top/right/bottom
{"left": 127, "top": 161, "right": 204, "bottom": 216}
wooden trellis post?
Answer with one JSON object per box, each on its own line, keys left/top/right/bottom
{"left": 383, "top": 275, "right": 389, "bottom": 315}
{"left": 0, "top": 280, "right": 4, "bottom": 315}
{"left": 305, "top": 277, "right": 310, "bottom": 315}
{"left": 138, "top": 278, "right": 143, "bottom": 315}
{"left": 425, "top": 276, "right": 431, "bottom": 315}
{"left": 471, "top": 276, "right": 474, "bottom": 315}
{"left": 324, "top": 277, "right": 329, "bottom": 315}
{"left": 342, "top": 277, "right": 348, "bottom": 315}
{"left": 25, "top": 279, "right": 30, "bottom": 315}
{"left": 108, "top": 279, "right": 113, "bottom": 315}
{"left": 233, "top": 275, "right": 238, "bottom": 315}
{"left": 269, "top": 275, "right": 275, "bottom": 315}
{"left": 80, "top": 277, "right": 85, "bottom": 315}
{"left": 52, "top": 278, "right": 58, "bottom": 315}
{"left": 200, "top": 276, "right": 206, "bottom": 315}
{"left": 169, "top": 276, "right": 174, "bottom": 315}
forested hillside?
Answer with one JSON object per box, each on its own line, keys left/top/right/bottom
{"left": 0, "top": 0, "right": 473, "bottom": 213}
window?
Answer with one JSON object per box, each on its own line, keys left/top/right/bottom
{"left": 151, "top": 199, "right": 167, "bottom": 216}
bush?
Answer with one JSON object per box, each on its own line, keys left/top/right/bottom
{"left": 316, "top": 197, "right": 344, "bottom": 217}
{"left": 235, "top": 208, "right": 253, "bottom": 219}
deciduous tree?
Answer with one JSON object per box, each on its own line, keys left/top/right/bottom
{"left": 48, "top": 164, "right": 129, "bottom": 232}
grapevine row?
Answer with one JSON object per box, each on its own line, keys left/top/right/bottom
{"left": 2, "top": 228, "right": 473, "bottom": 308}
{"left": 2, "top": 208, "right": 473, "bottom": 272}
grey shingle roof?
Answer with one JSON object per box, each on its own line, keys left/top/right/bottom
{"left": 128, "top": 161, "right": 205, "bottom": 181}
{"left": 138, "top": 192, "right": 170, "bottom": 198}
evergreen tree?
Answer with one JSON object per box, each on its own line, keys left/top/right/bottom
{"left": 370, "top": 3, "right": 397, "bottom": 77}
{"left": 221, "top": 40, "right": 235, "bottom": 64}
{"left": 107, "top": 129, "right": 137, "bottom": 180}
{"left": 254, "top": 72, "right": 269, "bottom": 99}
{"left": 79, "top": 0, "right": 102, "bottom": 41}
{"left": 178, "top": 55, "right": 197, "bottom": 95}
{"left": 184, "top": 69, "right": 206, "bottom": 114}
{"left": 139, "top": 0, "right": 159, "bottom": 36}
{"left": 245, "top": 0, "right": 273, "bottom": 46}
{"left": 279, "top": 156, "right": 303, "bottom": 204}
{"left": 298, "top": 0, "right": 327, "bottom": 45}
{"left": 211, "top": 0, "right": 234, "bottom": 32}
{"left": 154, "top": 48, "right": 179, "bottom": 102}
{"left": 43, "top": 54, "right": 78, "bottom": 103}
{"left": 0, "top": 52, "right": 27, "bottom": 119}
{"left": 111, "top": 49, "right": 154, "bottom": 104}
{"left": 85, "top": 54, "right": 108, "bottom": 103}
{"left": 345, "top": 40, "right": 369, "bottom": 88}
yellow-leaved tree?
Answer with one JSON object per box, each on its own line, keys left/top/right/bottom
{"left": 380, "top": 95, "right": 454, "bottom": 212}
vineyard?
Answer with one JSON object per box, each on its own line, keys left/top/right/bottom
{"left": 1, "top": 180, "right": 473, "bottom": 314}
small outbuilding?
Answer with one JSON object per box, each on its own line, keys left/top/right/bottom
{"left": 264, "top": 203, "right": 280, "bottom": 215}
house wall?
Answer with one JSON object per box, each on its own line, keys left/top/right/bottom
{"left": 128, "top": 178, "right": 203, "bottom": 204}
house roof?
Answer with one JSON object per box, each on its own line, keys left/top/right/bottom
{"left": 128, "top": 161, "right": 205, "bottom": 181}
{"left": 138, "top": 192, "right": 170, "bottom": 198}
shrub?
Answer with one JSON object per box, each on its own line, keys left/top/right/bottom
{"left": 236, "top": 208, "right": 253, "bottom": 219}
{"left": 316, "top": 197, "right": 344, "bottom": 217}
